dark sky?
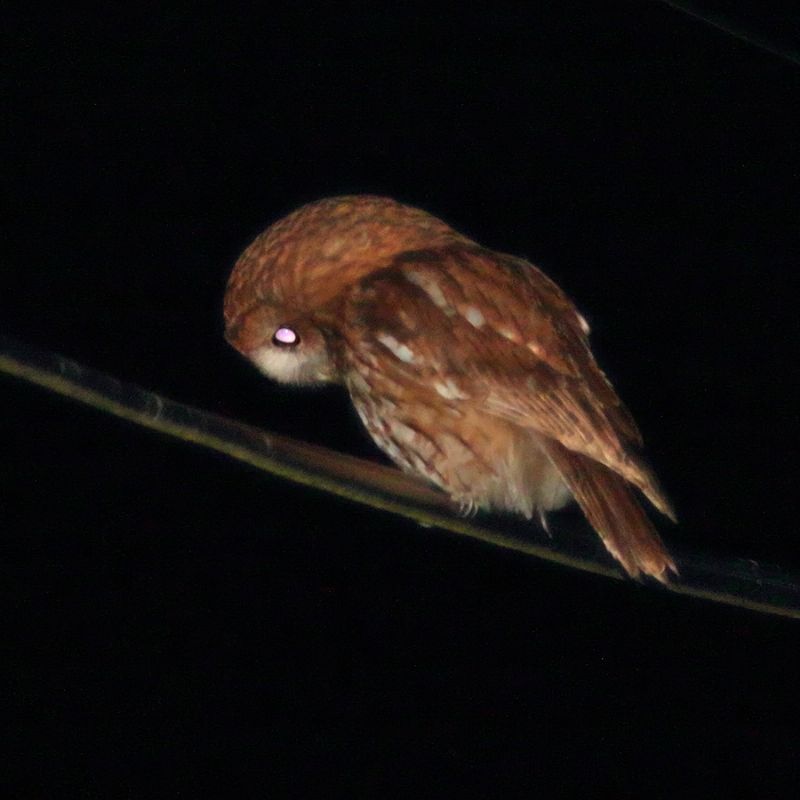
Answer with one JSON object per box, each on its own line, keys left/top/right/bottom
{"left": 3, "top": 3, "right": 800, "bottom": 795}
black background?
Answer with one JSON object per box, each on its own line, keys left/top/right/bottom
{"left": 3, "top": 2, "right": 800, "bottom": 795}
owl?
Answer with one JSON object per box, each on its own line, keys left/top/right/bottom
{"left": 224, "top": 196, "right": 677, "bottom": 581}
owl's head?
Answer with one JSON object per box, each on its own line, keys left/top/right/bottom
{"left": 224, "top": 195, "right": 467, "bottom": 385}
{"left": 224, "top": 298, "right": 336, "bottom": 385}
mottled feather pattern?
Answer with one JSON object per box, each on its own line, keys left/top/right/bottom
{"left": 345, "top": 245, "right": 673, "bottom": 517}
{"left": 224, "top": 195, "right": 676, "bottom": 581}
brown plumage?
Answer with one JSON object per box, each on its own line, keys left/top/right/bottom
{"left": 224, "top": 196, "right": 677, "bottom": 581}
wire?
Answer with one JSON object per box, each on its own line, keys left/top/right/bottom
{"left": 656, "top": 1, "right": 800, "bottom": 67}
{"left": 2, "top": 334, "right": 799, "bottom": 620}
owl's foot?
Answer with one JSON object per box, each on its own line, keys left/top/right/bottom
{"left": 455, "top": 497, "right": 479, "bottom": 518}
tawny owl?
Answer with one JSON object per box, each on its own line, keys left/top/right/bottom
{"left": 224, "top": 196, "right": 677, "bottom": 581}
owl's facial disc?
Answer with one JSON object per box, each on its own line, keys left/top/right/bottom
{"left": 245, "top": 320, "right": 335, "bottom": 386}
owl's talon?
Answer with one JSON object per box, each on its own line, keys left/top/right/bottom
{"left": 454, "top": 497, "right": 479, "bottom": 518}
{"left": 538, "top": 508, "right": 552, "bottom": 537}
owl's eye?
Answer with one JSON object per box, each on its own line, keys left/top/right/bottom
{"left": 272, "top": 326, "right": 300, "bottom": 347}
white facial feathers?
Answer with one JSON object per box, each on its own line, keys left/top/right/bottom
{"left": 250, "top": 343, "right": 313, "bottom": 384}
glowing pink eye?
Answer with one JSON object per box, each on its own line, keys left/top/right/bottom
{"left": 272, "top": 326, "right": 299, "bottom": 347}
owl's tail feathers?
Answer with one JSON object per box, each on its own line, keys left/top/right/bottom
{"left": 543, "top": 441, "right": 677, "bottom": 583}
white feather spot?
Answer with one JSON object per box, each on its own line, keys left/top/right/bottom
{"left": 526, "top": 340, "right": 545, "bottom": 358}
{"left": 376, "top": 332, "right": 415, "bottom": 363}
{"left": 390, "top": 419, "right": 419, "bottom": 447}
{"left": 434, "top": 378, "right": 468, "bottom": 400}
{"left": 497, "top": 326, "right": 518, "bottom": 342}
{"left": 321, "top": 236, "right": 346, "bottom": 257}
{"left": 464, "top": 306, "right": 485, "bottom": 328}
{"left": 405, "top": 270, "right": 455, "bottom": 315}
{"left": 348, "top": 371, "right": 371, "bottom": 396}
{"left": 577, "top": 312, "right": 590, "bottom": 334}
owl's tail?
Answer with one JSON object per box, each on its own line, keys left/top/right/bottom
{"left": 542, "top": 440, "right": 677, "bottom": 583}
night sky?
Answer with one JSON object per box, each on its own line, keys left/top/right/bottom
{"left": 3, "top": 3, "right": 800, "bottom": 795}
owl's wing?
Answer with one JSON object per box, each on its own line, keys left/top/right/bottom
{"left": 342, "top": 244, "right": 675, "bottom": 523}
